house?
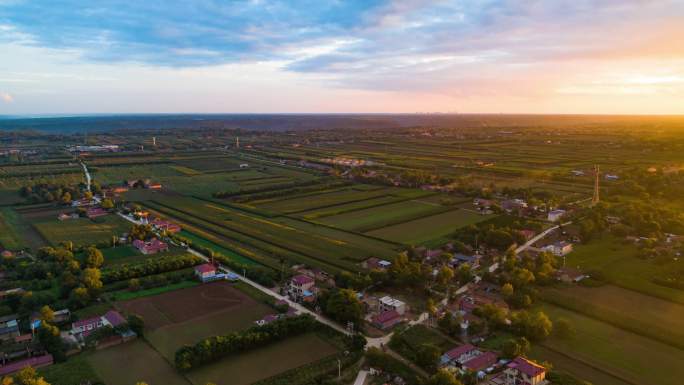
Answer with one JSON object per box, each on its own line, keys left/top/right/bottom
{"left": 547, "top": 209, "right": 566, "bottom": 222}
{"left": 0, "top": 354, "right": 53, "bottom": 377}
{"left": 57, "top": 213, "right": 79, "bottom": 221}
{"left": 543, "top": 241, "right": 573, "bottom": 256}
{"left": 440, "top": 344, "right": 480, "bottom": 367}
{"left": 501, "top": 199, "right": 528, "bottom": 213}
{"left": 556, "top": 267, "right": 587, "bottom": 283}
{"left": 504, "top": 357, "right": 548, "bottom": 385}
{"left": 452, "top": 254, "right": 481, "bottom": 268}
{"left": 372, "top": 310, "right": 402, "bottom": 330}
{"left": 0, "top": 315, "right": 20, "bottom": 341}
{"left": 149, "top": 183, "right": 162, "bottom": 190}
{"left": 86, "top": 207, "right": 108, "bottom": 219}
{"left": 462, "top": 351, "right": 497, "bottom": 372}
{"left": 1, "top": 250, "right": 14, "bottom": 258}
{"left": 132, "top": 238, "right": 169, "bottom": 255}
{"left": 362, "top": 257, "right": 391, "bottom": 270}
{"left": 70, "top": 310, "right": 126, "bottom": 340}
{"left": 571, "top": 170, "right": 585, "bottom": 176}
{"left": 379, "top": 296, "right": 406, "bottom": 315}
{"left": 605, "top": 174, "right": 619, "bottom": 181}
{"left": 425, "top": 249, "right": 444, "bottom": 260}
{"left": 239, "top": 163, "right": 249, "bottom": 168}
{"left": 518, "top": 229, "right": 536, "bottom": 240}
{"left": 289, "top": 275, "right": 316, "bottom": 302}
{"left": 194, "top": 264, "right": 217, "bottom": 281}
{"left": 151, "top": 218, "right": 181, "bottom": 233}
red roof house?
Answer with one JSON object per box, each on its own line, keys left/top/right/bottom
{"left": 505, "top": 357, "right": 548, "bottom": 385}
{"left": 0, "top": 354, "right": 53, "bottom": 376}
{"left": 194, "top": 264, "right": 217, "bottom": 280}
{"left": 132, "top": 238, "right": 169, "bottom": 255}
{"left": 463, "top": 351, "right": 497, "bottom": 372}
{"left": 440, "top": 344, "right": 480, "bottom": 367}
{"left": 372, "top": 310, "right": 402, "bottom": 330}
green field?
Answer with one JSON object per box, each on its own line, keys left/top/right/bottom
{"left": 366, "top": 209, "right": 495, "bottom": 246}
{"left": 144, "top": 196, "right": 397, "bottom": 273}
{"left": 542, "top": 284, "right": 684, "bottom": 350}
{"left": 317, "top": 199, "right": 447, "bottom": 232}
{"left": 147, "top": 303, "right": 272, "bottom": 360}
{"left": 88, "top": 340, "right": 191, "bottom": 385}
{"left": 534, "top": 302, "right": 684, "bottom": 385}
{"left": 109, "top": 280, "right": 199, "bottom": 301}
{"left": 178, "top": 229, "right": 258, "bottom": 266}
{"left": 254, "top": 186, "right": 393, "bottom": 213}
{"left": 0, "top": 208, "right": 24, "bottom": 249}
{"left": 565, "top": 235, "right": 684, "bottom": 304}
{"left": 40, "top": 353, "right": 103, "bottom": 385}
{"left": 33, "top": 214, "right": 131, "bottom": 247}
{"left": 186, "top": 333, "right": 339, "bottom": 385}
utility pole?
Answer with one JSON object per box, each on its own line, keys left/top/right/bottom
{"left": 592, "top": 164, "right": 600, "bottom": 206}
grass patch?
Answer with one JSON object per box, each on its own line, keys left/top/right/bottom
{"left": 366, "top": 209, "right": 495, "bottom": 246}
{"left": 534, "top": 302, "right": 684, "bottom": 385}
{"left": 33, "top": 215, "right": 131, "bottom": 247}
{"left": 565, "top": 235, "right": 684, "bottom": 304}
{"left": 40, "top": 353, "right": 102, "bottom": 385}
{"left": 109, "top": 280, "right": 199, "bottom": 301}
{"left": 88, "top": 340, "right": 190, "bottom": 385}
{"left": 186, "top": 333, "right": 339, "bottom": 385}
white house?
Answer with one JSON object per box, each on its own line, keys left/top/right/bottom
{"left": 547, "top": 209, "right": 566, "bottom": 222}
{"left": 544, "top": 241, "right": 573, "bottom": 256}
{"left": 379, "top": 296, "right": 406, "bottom": 315}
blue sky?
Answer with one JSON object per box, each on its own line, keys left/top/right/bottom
{"left": 1, "top": 0, "right": 683, "bottom": 114}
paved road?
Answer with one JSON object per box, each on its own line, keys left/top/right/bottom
{"left": 353, "top": 370, "right": 369, "bottom": 385}
{"left": 80, "top": 161, "right": 92, "bottom": 192}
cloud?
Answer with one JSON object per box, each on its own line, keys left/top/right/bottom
{"left": 0, "top": 93, "right": 14, "bottom": 103}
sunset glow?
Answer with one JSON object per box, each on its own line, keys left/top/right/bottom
{"left": 1, "top": 1, "right": 683, "bottom": 114}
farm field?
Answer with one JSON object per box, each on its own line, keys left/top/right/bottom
{"left": 565, "top": 235, "right": 684, "bottom": 304}
{"left": 33, "top": 214, "right": 130, "bottom": 246}
{"left": 366, "top": 208, "right": 495, "bottom": 246}
{"left": 316, "top": 199, "right": 447, "bottom": 232}
{"left": 144, "top": 196, "right": 398, "bottom": 273}
{"left": 0, "top": 209, "right": 23, "bottom": 249}
{"left": 117, "top": 282, "right": 272, "bottom": 359}
{"left": 87, "top": 340, "right": 190, "bottom": 385}
{"left": 253, "top": 186, "right": 395, "bottom": 213}
{"left": 536, "top": 302, "right": 684, "bottom": 385}
{"left": 541, "top": 284, "right": 684, "bottom": 350}
{"left": 186, "top": 332, "right": 339, "bottom": 385}
{"left": 177, "top": 229, "right": 258, "bottom": 266}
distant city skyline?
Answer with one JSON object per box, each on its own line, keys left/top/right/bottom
{"left": 1, "top": 1, "right": 683, "bottom": 114}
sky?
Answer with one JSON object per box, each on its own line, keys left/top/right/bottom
{"left": 1, "top": 0, "right": 684, "bottom": 115}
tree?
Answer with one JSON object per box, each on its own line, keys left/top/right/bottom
{"left": 457, "top": 263, "right": 473, "bottom": 284}
{"left": 101, "top": 198, "right": 114, "bottom": 209}
{"left": 425, "top": 369, "right": 464, "bottom": 385}
{"left": 501, "top": 283, "right": 514, "bottom": 297}
{"left": 69, "top": 287, "right": 90, "bottom": 307}
{"left": 85, "top": 247, "right": 104, "bottom": 268}
{"left": 129, "top": 278, "right": 141, "bottom": 291}
{"left": 14, "top": 365, "right": 52, "bottom": 385}
{"left": 84, "top": 191, "right": 93, "bottom": 200}
{"left": 437, "top": 265, "right": 455, "bottom": 287}
{"left": 60, "top": 191, "right": 72, "bottom": 205}
{"left": 416, "top": 344, "right": 441, "bottom": 371}
{"left": 82, "top": 268, "right": 103, "bottom": 295}
{"left": 502, "top": 337, "right": 530, "bottom": 358}
{"left": 39, "top": 305, "right": 54, "bottom": 323}
{"left": 324, "top": 289, "right": 364, "bottom": 326}
{"left": 555, "top": 318, "right": 575, "bottom": 339}
{"left": 128, "top": 314, "right": 145, "bottom": 336}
